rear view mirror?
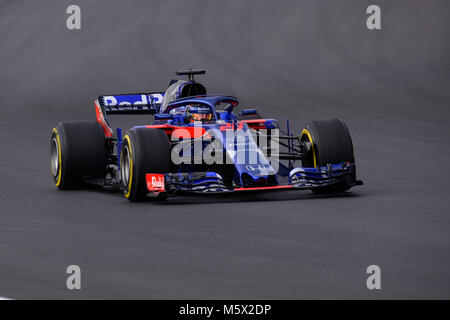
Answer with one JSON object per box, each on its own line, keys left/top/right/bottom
{"left": 154, "top": 114, "right": 174, "bottom": 120}
{"left": 241, "top": 108, "right": 258, "bottom": 115}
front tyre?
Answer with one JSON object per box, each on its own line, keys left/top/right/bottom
{"left": 120, "top": 128, "right": 171, "bottom": 201}
{"left": 301, "top": 118, "right": 355, "bottom": 194}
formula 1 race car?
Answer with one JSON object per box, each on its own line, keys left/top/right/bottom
{"left": 50, "top": 69, "right": 362, "bottom": 201}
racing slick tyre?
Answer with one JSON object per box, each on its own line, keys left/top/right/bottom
{"left": 51, "top": 121, "right": 107, "bottom": 189}
{"left": 301, "top": 118, "right": 355, "bottom": 194}
{"left": 120, "top": 128, "right": 171, "bottom": 202}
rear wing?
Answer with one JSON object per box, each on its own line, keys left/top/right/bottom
{"left": 98, "top": 93, "right": 165, "bottom": 115}
{"left": 94, "top": 92, "right": 165, "bottom": 137}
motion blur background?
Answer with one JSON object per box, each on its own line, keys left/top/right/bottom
{"left": 0, "top": 0, "right": 449, "bottom": 298}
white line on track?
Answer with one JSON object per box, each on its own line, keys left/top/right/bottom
{"left": 0, "top": 296, "right": 13, "bottom": 300}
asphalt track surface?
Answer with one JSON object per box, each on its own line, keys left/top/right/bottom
{"left": 0, "top": 0, "right": 449, "bottom": 299}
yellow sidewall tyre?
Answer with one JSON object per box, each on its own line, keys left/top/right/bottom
{"left": 301, "top": 118, "right": 355, "bottom": 194}
{"left": 50, "top": 121, "right": 107, "bottom": 189}
{"left": 120, "top": 128, "right": 171, "bottom": 202}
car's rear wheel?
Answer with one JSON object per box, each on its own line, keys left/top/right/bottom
{"left": 51, "top": 121, "right": 107, "bottom": 189}
{"left": 301, "top": 118, "right": 355, "bottom": 194}
{"left": 120, "top": 128, "right": 171, "bottom": 201}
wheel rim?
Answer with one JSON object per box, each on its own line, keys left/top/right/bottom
{"left": 51, "top": 137, "right": 59, "bottom": 177}
{"left": 121, "top": 145, "right": 131, "bottom": 187}
{"left": 301, "top": 129, "right": 317, "bottom": 168}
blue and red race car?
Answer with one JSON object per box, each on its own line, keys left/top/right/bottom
{"left": 50, "top": 70, "right": 362, "bottom": 201}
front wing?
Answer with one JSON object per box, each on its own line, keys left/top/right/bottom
{"left": 145, "top": 162, "right": 363, "bottom": 196}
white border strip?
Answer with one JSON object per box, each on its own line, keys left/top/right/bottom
{"left": 0, "top": 296, "right": 12, "bottom": 300}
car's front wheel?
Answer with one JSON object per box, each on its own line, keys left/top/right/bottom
{"left": 301, "top": 118, "right": 355, "bottom": 194}
{"left": 120, "top": 128, "right": 171, "bottom": 201}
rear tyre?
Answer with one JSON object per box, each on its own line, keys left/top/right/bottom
{"left": 51, "top": 121, "right": 107, "bottom": 189}
{"left": 301, "top": 118, "right": 355, "bottom": 194}
{"left": 120, "top": 128, "right": 171, "bottom": 202}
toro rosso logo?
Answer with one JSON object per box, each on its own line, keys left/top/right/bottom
{"left": 146, "top": 174, "right": 165, "bottom": 192}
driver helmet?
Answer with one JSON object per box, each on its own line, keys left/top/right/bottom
{"left": 186, "top": 105, "right": 213, "bottom": 122}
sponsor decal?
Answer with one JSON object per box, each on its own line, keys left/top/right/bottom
{"left": 146, "top": 174, "right": 165, "bottom": 192}
{"left": 102, "top": 94, "right": 164, "bottom": 111}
